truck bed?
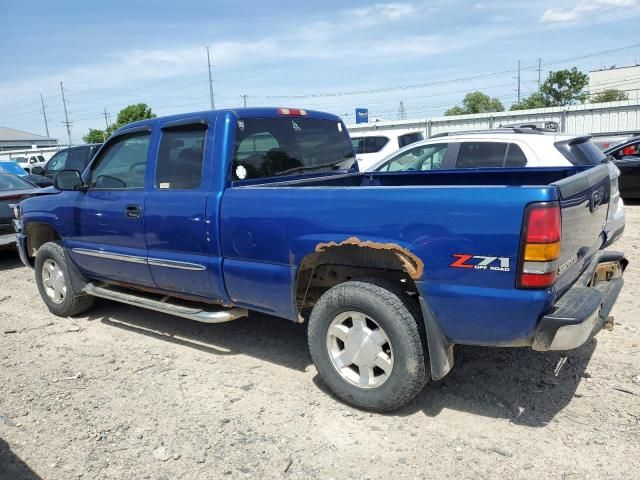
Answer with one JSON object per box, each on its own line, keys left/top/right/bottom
{"left": 234, "top": 166, "right": 587, "bottom": 188}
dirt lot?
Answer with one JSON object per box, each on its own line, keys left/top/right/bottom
{"left": 1, "top": 208, "right": 639, "bottom": 480}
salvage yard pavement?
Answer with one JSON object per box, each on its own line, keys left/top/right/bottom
{"left": 1, "top": 210, "right": 639, "bottom": 480}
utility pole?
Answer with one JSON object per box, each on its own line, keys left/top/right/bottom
{"left": 206, "top": 47, "right": 215, "bottom": 110}
{"left": 397, "top": 101, "right": 406, "bottom": 120}
{"left": 241, "top": 94, "right": 248, "bottom": 108}
{"left": 40, "top": 93, "right": 50, "bottom": 138}
{"left": 537, "top": 58, "right": 542, "bottom": 90}
{"left": 103, "top": 108, "right": 111, "bottom": 141}
{"left": 60, "top": 82, "right": 72, "bottom": 145}
{"left": 517, "top": 60, "right": 521, "bottom": 103}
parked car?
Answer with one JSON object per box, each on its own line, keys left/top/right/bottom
{"left": 0, "top": 161, "right": 52, "bottom": 187}
{"left": 15, "top": 108, "right": 626, "bottom": 412}
{"left": 350, "top": 129, "right": 424, "bottom": 171}
{"left": 31, "top": 143, "right": 102, "bottom": 178}
{"left": 591, "top": 131, "right": 640, "bottom": 151}
{"left": 368, "top": 128, "right": 625, "bottom": 247}
{"left": 12, "top": 154, "right": 47, "bottom": 173}
{"left": 604, "top": 136, "right": 640, "bottom": 199}
{"left": 0, "top": 173, "right": 39, "bottom": 247}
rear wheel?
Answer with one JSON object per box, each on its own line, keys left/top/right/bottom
{"left": 34, "top": 242, "right": 94, "bottom": 317}
{"left": 308, "top": 279, "right": 428, "bottom": 412}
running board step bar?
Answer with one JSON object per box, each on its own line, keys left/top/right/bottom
{"left": 82, "top": 283, "right": 248, "bottom": 324}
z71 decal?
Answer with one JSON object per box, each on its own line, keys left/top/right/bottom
{"left": 450, "top": 254, "right": 511, "bottom": 272}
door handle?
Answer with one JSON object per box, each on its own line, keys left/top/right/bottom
{"left": 125, "top": 205, "right": 142, "bottom": 218}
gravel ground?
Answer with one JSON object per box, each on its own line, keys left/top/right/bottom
{"left": 1, "top": 206, "right": 639, "bottom": 480}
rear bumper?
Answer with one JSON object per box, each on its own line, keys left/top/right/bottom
{"left": 532, "top": 250, "right": 627, "bottom": 351}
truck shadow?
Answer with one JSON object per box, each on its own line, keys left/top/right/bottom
{"left": 85, "top": 301, "right": 595, "bottom": 427}
{"left": 0, "top": 436, "right": 42, "bottom": 480}
{"left": 397, "top": 340, "right": 597, "bottom": 427}
{"left": 0, "top": 249, "right": 24, "bottom": 271}
{"left": 84, "top": 300, "right": 312, "bottom": 372}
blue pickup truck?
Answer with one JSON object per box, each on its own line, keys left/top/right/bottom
{"left": 13, "top": 108, "right": 626, "bottom": 411}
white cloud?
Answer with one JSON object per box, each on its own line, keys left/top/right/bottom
{"left": 542, "top": 0, "right": 639, "bottom": 23}
{"left": 349, "top": 2, "right": 418, "bottom": 23}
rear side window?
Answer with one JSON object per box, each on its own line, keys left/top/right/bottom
{"left": 456, "top": 142, "right": 527, "bottom": 168}
{"left": 398, "top": 132, "right": 424, "bottom": 149}
{"left": 156, "top": 124, "right": 206, "bottom": 189}
{"left": 353, "top": 136, "right": 389, "bottom": 154}
{"left": 555, "top": 138, "right": 606, "bottom": 166}
{"left": 456, "top": 142, "right": 507, "bottom": 168}
{"left": 232, "top": 117, "right": 354, "bottom": 181}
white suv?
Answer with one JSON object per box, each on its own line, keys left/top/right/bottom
{"left": 350, "top": 129, "right": 424, "bottom": 171}
{"left": 368, "top": 128, "right": 625, "bottom": 247}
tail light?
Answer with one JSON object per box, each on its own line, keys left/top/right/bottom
{"left": 517, "top": 202, "right": 561, "bottom": 289}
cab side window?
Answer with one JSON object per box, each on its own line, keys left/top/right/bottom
{"left": 456, "top": 142, "right": 528, "bottom": 168}
{"left": 156, "top": 124, "right": 206, "bottom": 190}
{"left": 89, "top": 132, "right": 151, "bottom": 189}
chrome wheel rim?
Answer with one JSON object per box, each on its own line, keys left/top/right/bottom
{"left": 42, "top": 259, "right": 67, "bottom": 304}
{"left": 326, "top": 311, "right": 394, "bottom": 389}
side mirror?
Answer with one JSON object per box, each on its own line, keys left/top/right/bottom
{"left": 30, "top": 158, "right": 38, "bottom": 164}
{"left": 54, "top": 170, "right": 85, "bottom": 191}
{"left": 31, "top": 166, "right": 44, "bottom": 175}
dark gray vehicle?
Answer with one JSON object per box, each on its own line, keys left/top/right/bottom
{"left": 605, "top": 136, "right": 640, "bottom": 199}
{"left": 31, "top": 143, "right": 102, "bottom": 178}
{"left": 0, "top": 174, "right": 40, "bottom": 247}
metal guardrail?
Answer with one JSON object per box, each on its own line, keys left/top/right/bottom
{"left": 347, "top": 99, "right": 640, "bottom": 137}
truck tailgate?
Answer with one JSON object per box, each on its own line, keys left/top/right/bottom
{"left": 552, "top": 163, "right": 610, "bottom": 296}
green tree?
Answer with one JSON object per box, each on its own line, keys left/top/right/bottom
{"left": 82, "top": 103, "right": 156, "bottom": 143}
{"left": 540, "top": 67, "right": 589, "bottom": 106}
{"left": 445, "top": 91, "right": 504, "bottom": 116}
{"left": 591, "top": 89, "right": 629, "bottom": 103}
{"left": 115, "top": 103, "right": 156, "bottom": 126}
{"left": 82, "top": 128, "right": 107, "bottom": 143}
{"left": 510, "top": 92, "right": 550, "bottom": 111}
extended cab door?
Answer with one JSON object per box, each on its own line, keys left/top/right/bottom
{"left": 144, "top": 117, "right": 227, "bottom": 301}
{"left": 66, "top": 127, "right": 155, "bottom": 286}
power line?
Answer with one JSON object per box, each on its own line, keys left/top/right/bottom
{"left": 262, "top": 43, "right": 640, "bottom": 100}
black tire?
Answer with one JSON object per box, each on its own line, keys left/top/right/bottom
{"left": 308, "top": 278, "right": 429, "bottom": 412}
{"left": 34, "top": 242, "right": 95, "bottom": 317}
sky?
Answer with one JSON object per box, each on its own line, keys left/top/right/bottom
{"left": 2, "top": 0, "right": 640, "bottom": 144}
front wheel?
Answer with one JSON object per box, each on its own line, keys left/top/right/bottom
{"left": 308, "top": 279, "right": 429, "bottom": 412}
{"left": 34, "top": 242, "right": 95, "bottom": 317}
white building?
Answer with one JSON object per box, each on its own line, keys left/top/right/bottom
{"left": 589, "top": 64, "right": 640, "bottom": 101}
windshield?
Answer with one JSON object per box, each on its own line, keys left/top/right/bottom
{"left": 0, "top": 174, "right": 33, "bottom": 190}
{"left": 0, "top": 162, "right": 27, "bottom": 176}
{"left": 232, "top": 117, "right": 355, "bottom": 181}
